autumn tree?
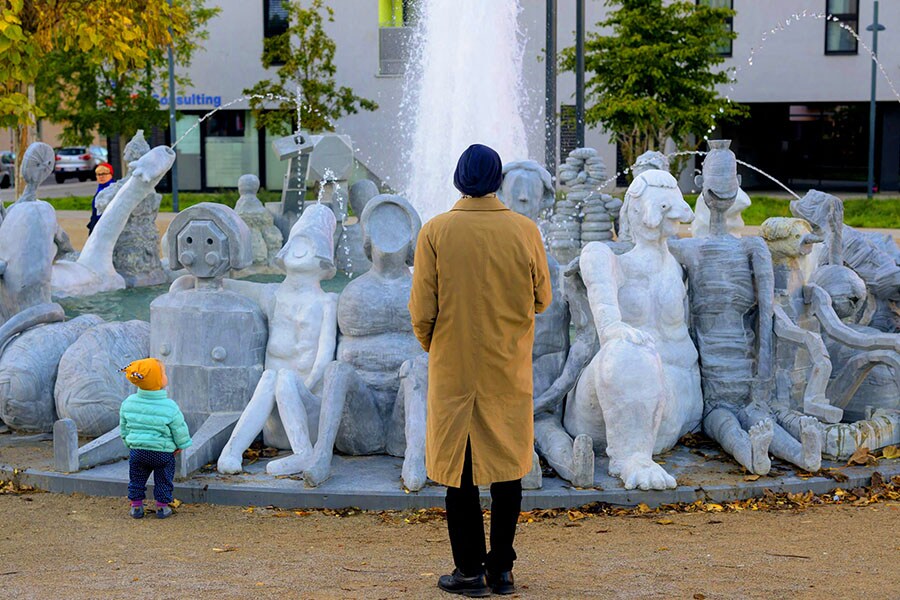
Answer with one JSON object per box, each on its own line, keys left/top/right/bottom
{"left": 245, "top": 0, "right": 377, "bottom": 136}
{"left": 35, "top": 0, "right": 218, "bottom": 171}
{"left": 561, "top": 0, "right": 747, "bottom": 170}
{"left": 0, "top": 0, "right": 200, "bottom": 192}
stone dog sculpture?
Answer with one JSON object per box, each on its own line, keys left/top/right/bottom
{"left": 561, "top": 169, "right": 701, "bottom": 491}
{"left": 216, "top": 204, "right": 338, "bottom": 476}
{"left": 51, "top": 145, "right": 177, "bottom": 297}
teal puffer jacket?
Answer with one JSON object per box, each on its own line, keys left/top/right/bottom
{"left": 119, "top": 389, "right": 193, "bottom": 452}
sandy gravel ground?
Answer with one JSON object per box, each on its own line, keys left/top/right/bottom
{"left": 1, "top": 490, "right": 898, "bottom": 600}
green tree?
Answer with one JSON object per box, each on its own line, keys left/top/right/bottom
{"left": 245, "top": 0, "right": 377, "bottom": 136}
{"left": 35, "top": 0, "right": 219, "bottom": 164}
{"left": 0, "top": 0, "right": 199, "bottom": 192}
{"left": 561, "top": 0, "right": 747, "bottom": 170}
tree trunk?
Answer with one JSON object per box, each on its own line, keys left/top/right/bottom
{"left": 13, "top": 84, "right": 39, "bottom": 199}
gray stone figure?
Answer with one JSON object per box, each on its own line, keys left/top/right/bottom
{"left": 94, "top": 130, "right": 167, "bottom": 287}
{"left": 214, "top": 204, "right": 338, "bottom": 477}
{"left": 335, "top": 179, "right": 378, "bottom": 275}
{"left": 668, "top": 140, "right": 822, "bottom": 475}
{"left": 268, "top": 195, "right": 423, "bottom": 487}
{"left": 52, "top": 145, "right": 176, "bottom": 297}
{"left": 630, "top": 150, "right": 670, "bottom": 176}
{"left": 234, "top": 174, "right": 284, "bottom": 274}
{"left": 495, "top": 160, "right": 595, "bottom": 488}
{"left": 790, "top": 190, "right": 900, "bottom": 333}
{"left": 54, "top": 320, "right": 151, "bottom": 437}
{"left": 0, "top": 314, "right": 103, "bottom": 432}
{"left": 562, "top": 170, "right": 701, "bottom": 491}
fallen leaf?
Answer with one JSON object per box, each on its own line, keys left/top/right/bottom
{"left": 694, "top": 594, "right": 706, "bottom": 600}
{"left": 656, "top": 518, "right": 674, "bottom": 525}
{"left": 743, "top": 474, "right": 761, "bottom": 482}
{"left": 882, "top": 446, "right": 899, "bottom": 460}
{"left": 212, "top": 545, "right": 238, "bottom": 553}
{"left": 169, "top": 499, "right": 182, "bottom": 508}
{"left": 242, "top": 507, "right": 254, "bottom": 514}
{"left": 703, "top": 503, "right": 724, "bottom": 512}
{"left": 294, "top": 510, "right": 311, "bottom": 517}
{"left": 847, "top": 446, "right": 878, "bottom": 466}
{"left": 657, "top": 547, "right": 669, "bottom": 551}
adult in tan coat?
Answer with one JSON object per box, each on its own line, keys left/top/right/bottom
{"left": 409, "top": 144, "right": 551, "bottom": 597}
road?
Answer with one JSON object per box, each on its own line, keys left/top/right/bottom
{"left": 0, "top": 175, "right": 98, "bottom": 204}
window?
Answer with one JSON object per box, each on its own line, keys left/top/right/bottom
{"left": 264, "top": 0, "right": 289, "bottom": 39}
{"left": 206, "top": 111, "right": 245, "bottom": 138}
{"left": 378, "top": 0, "right": 417, "bottom": 75}
{"left": 825, "top": 0, "right": 858, "bottom": 54}
{"left": 697, "top": 0, "right": 734, "bottom": 57}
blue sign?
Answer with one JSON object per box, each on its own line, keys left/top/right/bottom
{"left": 152, "top": 93, "right": 223, "bottom": 108}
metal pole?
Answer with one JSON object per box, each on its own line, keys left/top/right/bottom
{"left": 167, "top": 0, "right": 179, "bottom": 211}
{"left": 575, "top": 0, "right": 585, "bottom": 148}
{"left": 545, "top": 0, "right": 557, "bottom": 175}
{"left": 866, "top": 1, "right": 885, "bottom": 199}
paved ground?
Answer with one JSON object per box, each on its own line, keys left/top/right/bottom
{"left": 0, "top": 490, "right": 898, "bottom": 599}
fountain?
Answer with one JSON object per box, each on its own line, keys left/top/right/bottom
{"left": 404, "top": 0, "right": 530, "bottom": 223}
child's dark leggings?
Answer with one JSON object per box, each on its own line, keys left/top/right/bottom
{"left": 128, "top": 449, "right": 176, "bottom": 504}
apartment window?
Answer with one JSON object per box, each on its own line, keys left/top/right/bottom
{"left": 264, "top": 0, "right": 289, "bottom": 38}
{"left": 697, "top": 0, "right": 734, "bottom": 57}
{"left": 825, "top": 0, "right": 859, "bottom": 55}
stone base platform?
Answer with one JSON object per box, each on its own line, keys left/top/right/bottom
{"left": 2, "top": 439, "right": 897, "bottom": 510}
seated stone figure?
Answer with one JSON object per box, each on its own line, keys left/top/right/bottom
{"left": 233, "top": 173, "right": 283, "bottom": 274}
{"left": 270, "top": 194, "right": 423, "bottom": 486}
{"left": 669, "top": 141, "right": 822, "bottom": 475}
{"left": 560, "top": 169, "right": 702, "bottom": 491}
{"left": 214, "top": 204, "right": 339, "bottom": 475}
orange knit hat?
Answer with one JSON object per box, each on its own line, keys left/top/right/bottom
{"left": 121, "top": 358, "right": 167, "bottom": 391}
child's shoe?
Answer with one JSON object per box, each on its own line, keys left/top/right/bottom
{"left": 156, "top": 505, "right": 174, "bottom": 519}
{"left": 129, "top": 504, "right": 144, "bottom": 519}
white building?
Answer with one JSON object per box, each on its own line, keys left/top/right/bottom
{"left": 53, "top": 1, "right": 900, "bottom": 193}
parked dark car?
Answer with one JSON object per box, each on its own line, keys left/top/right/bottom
{"left": 0, "top": 151, "right": 14, "bottom": 189}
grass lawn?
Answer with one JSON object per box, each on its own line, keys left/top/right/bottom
{"left": 47, "top": 191, "right": 900, "bottom": 229}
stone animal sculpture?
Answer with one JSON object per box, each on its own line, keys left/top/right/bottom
{"left": 51, "top": 145, "right": 176, "bottom": 297}
{"left": 791, "top": 190, "right": 900, "bottom": 333}
{"left": 94, "top": 130, "right": 167, "bottom": 287}
{"left": 215, "top": 204, "right": 338, "bottom": 477}
{"left": 560, "top": 170, "right": 702, "bottom": 491}
{"left": 279, "top": 194, "right": 423, "bottom": 487}
{"left": 669, "top": 140, "right": 822, "bottom": 475}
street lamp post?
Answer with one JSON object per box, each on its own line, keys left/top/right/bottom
{"left": 167, "top": 0, "right": 180, "bottom": 212}
{"left": 545, "top": 0, "right": 558, "bottom": 175}
{"left": 866, "top": 0, "right": 885, "bottom": 200}
{"left": 575, "top": 0, "right": 585, "bottom": 149}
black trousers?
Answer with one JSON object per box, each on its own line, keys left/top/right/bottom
{"left": 445, "top": 441, "right": 523, "bottom": 576}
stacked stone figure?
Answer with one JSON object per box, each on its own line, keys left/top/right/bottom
{"left": 547, "top": 148, "right": 623, "bottom": 263}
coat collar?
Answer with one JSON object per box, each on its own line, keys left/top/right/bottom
{"left": 450, "top": 194, "right": 509, "bottom": 212}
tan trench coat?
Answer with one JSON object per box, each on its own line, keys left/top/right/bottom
{"left": 409, "top": 195, "right": 552, "bottom": 487}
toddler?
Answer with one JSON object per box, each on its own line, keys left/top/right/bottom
{"left": 119, "top": 358, "right": 192, "bottom": 519}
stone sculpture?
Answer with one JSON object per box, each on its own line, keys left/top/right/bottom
{"left": 0, "top": 314, "right": 103, "bottom": 432}
{"left": 234, "top": 174, "right": 284, "bottom": 274}
{"left": 790, "top": 190, "right": 900, "bottom": 333}
{"left": 560, "top": 170, "right": 701, "bottom": 490}
{"left": 495, "top": 160, "right": 595, "bottom": 488}
{"left": 51, "top": 145, "right": 176, "bottom": 298}
{"left": 54, "top": 320, "right": 151, "bottom": 437}
{"left": 692, "top": 188, "right": 751, "bottom": 238}
{"left": 669, "top": 140, "right": 822, "bottom": 475}
{"left": 215, "top": 203, "right": 338, "bottom": 476}
{"left": 273, "top": 194, "right": 424, "bottom": 487}
{"left": 95, "top": 131, "right": 167, "bottom": 287}
{"left": 335, "top": 179, "right": 377, "bottom": 275}
{"left": 631, "top": 150, "right": 670, "bottom": 176}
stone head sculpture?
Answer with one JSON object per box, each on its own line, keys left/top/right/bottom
{"left": 276, "top": 203, "right": 337, "bottom": 278}
{"left": 19, "top": 142, "right": 55, "bottom": 202}
{"left": 631, "top": 150, "right": 670, "bottom": 177}
{"left": 760, "top": 217, "right": 823, "bottom": 265}
{"left": 166, "top": 203, "right": 253, "bottom": 282}
{"left": 790, "top": 190, "right": 844, "bottom": 266}
{"left": 349, "top": 179, "right": 379, "bottom": 218}
{"left": 361, "top": 194, "right": 421, "bottom": 269}
{"left": 695, "top": 140, "right": 740, "bottom": 220}
{"left": 238, "top": 174, "right": 261, "bottom": 197}
{"left": 618, "top": 169, "right": 693, "bottom": 243}
{"left": 810, "top": 265, "right": 868, "bottom": 321}
{"left": 499, "top": 160, "right": 555, "bottom": 222}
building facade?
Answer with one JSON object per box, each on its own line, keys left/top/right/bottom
{"left": 11, "top": 0, "right": 900, "bottom": 193}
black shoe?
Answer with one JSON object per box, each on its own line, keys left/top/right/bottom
{"left": 487, "top": 570, "right": 515, "bottom": 595}
{"left": 437, "top": 569, "right": 490, "bottom": 597}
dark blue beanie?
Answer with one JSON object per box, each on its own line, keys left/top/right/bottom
{"left": 453, "top": 144, "right": 503, "bottom": 197}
